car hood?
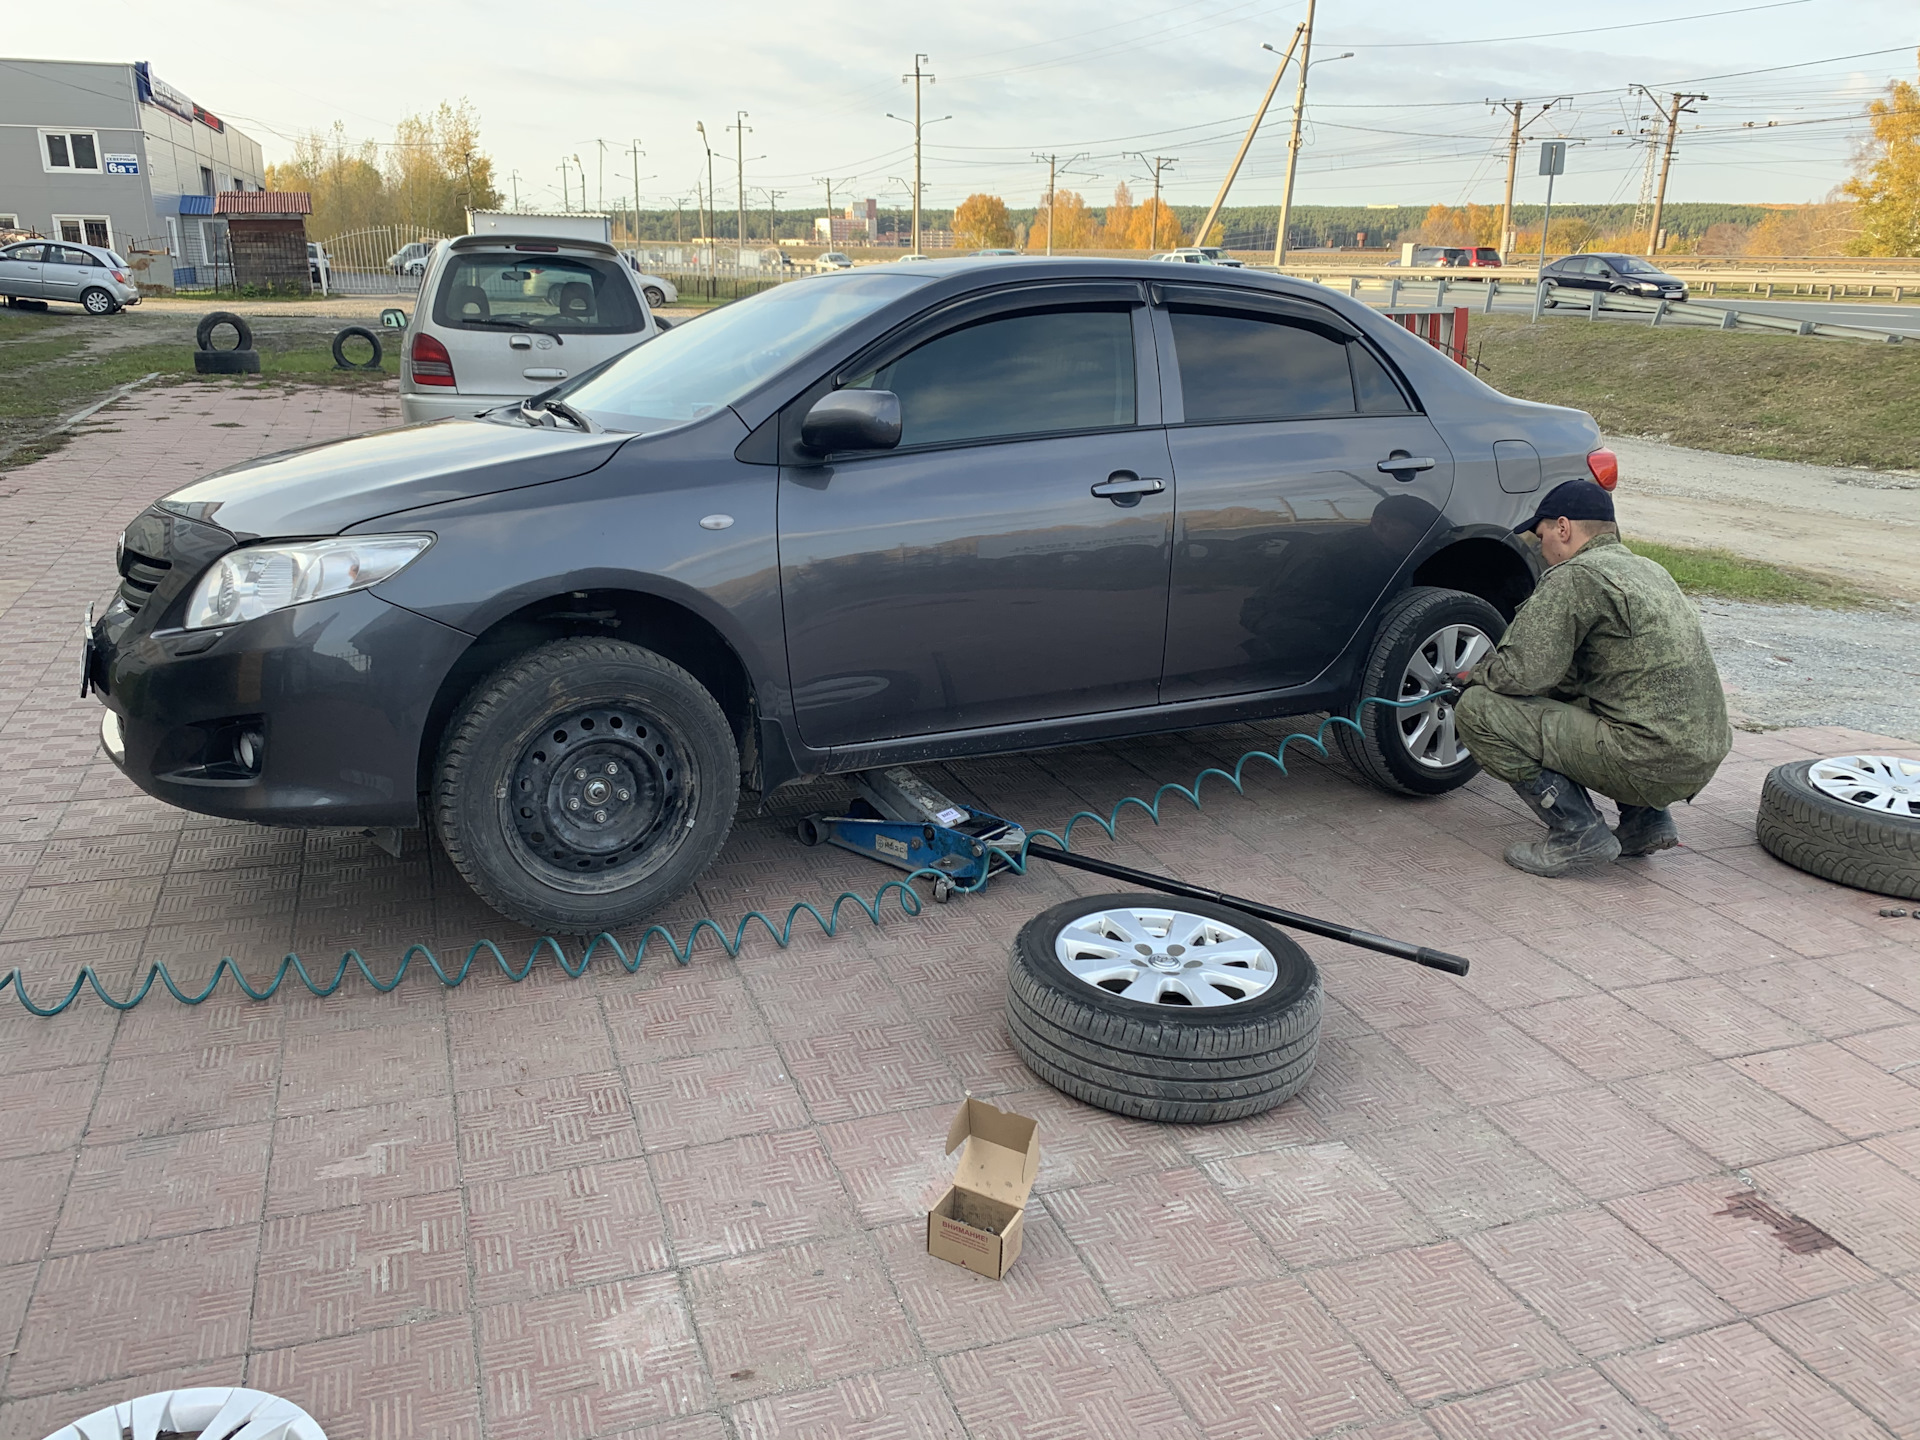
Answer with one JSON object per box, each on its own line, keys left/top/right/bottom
{"left": 157, "top": 417, "right": 628, "bottom": 539}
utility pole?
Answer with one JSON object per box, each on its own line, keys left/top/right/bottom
{"left": 1197, "top": 26, "right": 1304, "bottom": 253}
{"left": 1130, "top": 154, "right": 1178, "bottom": 251}
{"left": 629, "top": 139, "right": 644, "bottom": 247}
{"left": 508, "top": 169, "right": 521, "bottom": 210}
{"left": 1273, "top": 0, "right": 1316, "bottom": 265}
{"left": 1637, "top": 87, "right": 1708, "bottom": 256}
{"left": 1488, "top": 96, "right": 1568, "bottom": 257}
{"left": 557, "top": 159, "right": 570, "bottom": 211}
{"left": 813, "top": 174, "right": 856, "bottom": 245}
{"left": 729, "top": 111, "right": 751, "bottom": 265}
{"left": 1031, "top": 151, "right": 1089, "bottom": 255}
{"left": 763, "top": 187, "right": 785, "bottom": 244}
{"left": 696, "top": 122, "right": 715, "bottom": 260}
{"left": 904, "top": 54, "right": 933, "bottom": 253}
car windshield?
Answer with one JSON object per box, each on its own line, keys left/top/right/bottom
{"left": 558, "top": 271, "right": 926, "bottom": 432}
{"left": 1612, "top": 257, "right": 1662, "bottom": 274}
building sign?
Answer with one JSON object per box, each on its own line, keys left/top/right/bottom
{"left": 134, "top": 62, "right": 223, "bottom": 131}
{"left": 105, "top": 154, "right": 140, "bottom": 175}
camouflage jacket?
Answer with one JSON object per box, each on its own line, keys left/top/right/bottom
{"left": 1467, "top": 532, "right": 1733, "bottom": 777}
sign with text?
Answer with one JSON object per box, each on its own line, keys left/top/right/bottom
{"left": 105, "top": 154, "right": 140, "bottom": 175}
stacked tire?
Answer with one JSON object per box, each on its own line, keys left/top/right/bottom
{"left": 1005, "top": 894, "right": 1322, "bottom": 1124}
{"left": 194, "top": 311, "right": 261, "bottom": 375}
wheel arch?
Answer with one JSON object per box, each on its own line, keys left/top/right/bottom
{"left": 1409, "top": 531, "right": 1537, "bottom": 620}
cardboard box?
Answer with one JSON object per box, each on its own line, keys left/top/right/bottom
{"left": 927, "top": 1097, "right": 1040, "bottom": 1280}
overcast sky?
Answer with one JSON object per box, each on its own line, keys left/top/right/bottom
{"left": 10, "top": 0, "right": 1913, "bottom": 215}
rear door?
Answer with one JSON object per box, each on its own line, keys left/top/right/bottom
{"left": 0, "top": 244, "right": 47, "bottom": 298}
{"left": 426, "top": 247, "right": 652, "bottom": 397}
{"left": 1155, "top": 285, "right": 1455, "bottom": 700}
{"left": 42, "top": 245, "right": 88, "bottom": 302}
{"left": 778, "top": 285, "right": 1175, "bottom": 747}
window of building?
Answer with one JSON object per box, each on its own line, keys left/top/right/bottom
{"left": 40, "top": 130, "right": 102, "bottom": 173}
{"left": 200, "top": 166, "right": 214, "bottom": 196}
{"left": 0, "top": 214, "right": 20, "bottom": 230}
{"left": 53, "top": 216, "right": 113, "bottom": 249}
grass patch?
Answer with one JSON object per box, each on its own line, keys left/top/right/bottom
{"left": 1628, "top": 538, "right": 1872, "bottom": 608}
{"left": 1471, "top": 312, "right": 1920, "bottom": 470}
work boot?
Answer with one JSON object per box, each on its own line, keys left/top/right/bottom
{"left": 1503, "top": 769, "right": 1622, "bottom": 876}
{"left": 1614, "top": 804, "right": 1679, "bottom": 856}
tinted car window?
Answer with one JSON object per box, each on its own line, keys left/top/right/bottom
{"left": 1351, "top": 344, "right": 1411, "bottom": 414}
{"left": 851, "top": 306, "right": 1136, "bottom": 448}
{"left": 433, "top": 252, "right": 641, "bottom": 334}
{"left": 1170, "top": 309, "right": 1356, "bottom": 422}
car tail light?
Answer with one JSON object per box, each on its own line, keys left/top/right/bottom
{"left": 1587, "top": 448, "right": 1619, "bottom": 490}
{"left": 111, "top": 270, "right": 129, "bottom": 283}
{"left": 410, "top": 332, "right": 456, "bottom": 387}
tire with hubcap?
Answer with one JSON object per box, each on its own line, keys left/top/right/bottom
{"left": 1757, "top": 756, "right": 1920, "bottom": 899}
{"left": 1006, "top": 893, "right": 1322, "bottom": 1123}
{"left": 434, "top": 638, "right": 738, "bottom": 932}
{"left": 643, "top": 285, "right": 667, "bottom": 307}
{"left": 81, "top": 286, "right": 117, "bottom": 315}
{"left": 1336, "top": 585, "right": 1506, "bottom": 796}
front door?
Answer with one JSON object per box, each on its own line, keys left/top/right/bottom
{"left": 1156, "top": 290, "right": 1455, "bottom": 700}
{"left": 0, "top": 244, "right": 47, "bottom": 298}
{"left": 779, "top": 297, "right": 1174, "bottom": 747}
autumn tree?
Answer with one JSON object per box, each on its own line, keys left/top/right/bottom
{"left": 1127, "top": 197, "right": 1183, "bottom": 250}
{"left": 953, "top": 193, "right": 1014, "bottom": 248}
{"left": 268, "top": 99, "right": 501, "bottom": 239}
{"left": 1100, "top": 183, "right": 1135, "bottom": 248}
{"left": 267, "top": 123, "right": 387, "bottom": 235}
{"left": 1744, "top": 200, "right": 1856, "bottom": 256}
{"left": 1842, "top": 54, "right": 1919, "bottom": 255}
{"left": 1027, "top": 188, "right": 1097, "bottom": 251}
{"left": 1693, "top": 221, "right": 1750, "bottom": 256}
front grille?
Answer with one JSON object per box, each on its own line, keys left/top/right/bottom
{"left": 117, "top": 546, "right": 171, "bottom": 613}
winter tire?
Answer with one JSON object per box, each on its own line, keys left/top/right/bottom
{"left": 1336, "top": 585, "right": 1507, "bottom": 796}
{"left": 330, "top": 325, "right": 383, "bottom": 370}
{"left": 643, "top": 285, "right": 667, "bottom": 307}
{"left": 433, "top": 638, "right": 738, "bottom": 932}
{"left": 81, "top": 286, "right": 117, "bottom": 315}
{"left": 1006, "top": 893, "right": 1322, "bottom": 1124}
{"left": 195, "top": 310, "right": 254, "bottom": 351}
{"left": 1757, "top": 757, "right": 1920, "bottom": 900}
{"left": 193, "top": 348, "right": 262, "bottom": 374}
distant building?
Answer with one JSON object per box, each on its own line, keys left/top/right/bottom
{"left": 814, "top": 197, "right": 880, "bottom": 245}
{"left": 0, "top": 57, "right": 265, "bottom": 290}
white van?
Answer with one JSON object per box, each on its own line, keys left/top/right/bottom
{"left": 399, "top": 234, "right": 661, "bottom": 424}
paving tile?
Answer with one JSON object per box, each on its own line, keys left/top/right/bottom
{"left": 0, "top": 875, "right": 164, "bottom": 939}
{"left": 1134, "top": 1276, "right": 1405, "bottom": 1436}
{"left": 107, "top": 992, "right": 284, "bottom": 1057}
{"left": 478, "top": 1275, "right": 711, "bottom": 1440}
{"left": 1731, "top": 1043, "right": 1920, "bottom": 1140}
{"left": 1527, "top": 921, "right": 1696, "bottom": 988}
{"left": 52, "top": 1124, "right": 267, "bottom": 1254}
{"left": 937, "top": 1326, "right": 1205, "bottom": 1440}
{"left": 1605, "top": 1178, "right": 1880, "bottom": 1313}
{"left": 986, "top": 1085, "right": 1192, "bottom": 1195}
{"left": 1044, "top": 1166, "right": 1280, "bottom": 1308}
{"left": 1296, "top": 1032, "right": 1465, "bottom": 1138}
{"left": 1750, "top": 1144, "right": 1920, "bottom": 1276}
{"left": 818, "top": 1101, "right": 972, "bottom": 1227}
{"left": 1755, "top": 1282, "right": 1920, "bottom": 1440}
{"left": 459, "top": 1070, "right": 644, "bottom": 1180}
{"left": 252, "top": 1190, "right": 468, "bottom": 1347}
{"left": 1613, "top": 1060, "right": 1848, "bottom": 1168}
{"left": 1615, "top": 976, "right": 1818, "bottom": 1057}
{"left": 686, "top": 1235, "right": 920, "bottom": 1405}
{"left": 468, "top": 1158, "right": 672, "bottom": 1304}
{"left": 248, "top": 1315, "right": 482, "bottom": 1440}
{"left": 277, "top": 1017, "right": 450, "bottom": 1114}
{"left": 626, "top": 1046, "right": 810, "bottom": 1153}
{"left": 1463, "top": 1208, "right": 1735, "bottom": 1358}
{"left": 1202, "top": 1141, "right": 1440, "bottom": 1268}
{"left": 1348, "top": 1114, "right": 1584, "bottom": 1236}
{"left": 0, "top": 1147, "right": 72, "bottom": 1270}
{"left": 1306, "top": 1241, "right": 1578, "bottom": 1404}
{"left": 878, "top": 1212, "right": 1109, "bottom": 1356}
{"left": 0, "top": 1001, "right": 118, "bottom": 1078}
{"left": 602, "top": 969, "right": 772, "bottom": 1060}
{"left": 1384, "top": 1012, "right": 1589, "bottom": 1106}
{"left": 1601, "top": 1321, "right": 1894, "bottom": 1440}
{"left": 1840, "top": 1023, "right": 1920, "bottom": 1079}
{"left": 1723, "top": 958, "right": 1919, "bottom": 1040}
{"left": 0, "top": 1360, "right": 247, "bottom": 1440}
{"left": 11, "top": 1225, "right": 259, "bottom": 1394}
{"left": 653, "top": 1128, "right": 860, "bottom": 1264}
{"left": 780, "top": 1023, "right": 962, "bottom": 1125}
{"left": 729, "top": 1365, "right": 966, "bottom": 1440}
{"left": 1439, "top": 934, "right": 1597, "bottom": 1012}
{"left": 86, "top": 1040, "right": 280, "bottom": 1143}
{"left": 1508, "top": 993, "right": 1713, "bottom": 1081}
{"left": 0, "top": 1260, "right": 34, "bottom": 1394}
{"left": 266, "top": 1097, "right": 459, "bottom": 1214}
{"left": 1316, "top": 953, "right": 1492, "bottom": 1031}
{"left": 1866, "top": 1127, "right": 1920, "bottom": 1181}
{"left": 1484, "top": 1084, "right": 1718, "bottom": 1199}
{"left": 448, "top": 992, "right": 617, "bottom": 1090}
{"left": 1425, "top": 1367, "right": 1666, "bottom": 1440}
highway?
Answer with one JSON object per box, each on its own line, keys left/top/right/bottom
{"left": 1472, "top": 285, "right": 1920, "bottom": 337}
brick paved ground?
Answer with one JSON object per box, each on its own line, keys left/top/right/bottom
{"left": 2, "top": 381, "right": 1918, "bottom": 1440}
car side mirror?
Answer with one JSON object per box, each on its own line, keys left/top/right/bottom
{"left": 380, "top": 308, "right": 407, "bottom": 329}
{"left": 800, "top": 390, "right": 902, "bottom": 455}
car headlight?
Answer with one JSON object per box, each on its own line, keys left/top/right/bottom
{"left": 182, "top": 534, "right": 433, "bottom": 630}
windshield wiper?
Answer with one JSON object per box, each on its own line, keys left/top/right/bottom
{"left": 518, "top": 398, "right": 598, "bottom": 433}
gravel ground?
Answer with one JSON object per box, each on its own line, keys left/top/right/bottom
{"left": 1701, "top": 595, "right": 1920, "bottom": 741}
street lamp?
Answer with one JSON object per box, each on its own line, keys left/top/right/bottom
{"left": 886, "top": 111, "right": 951, "bottom": 253}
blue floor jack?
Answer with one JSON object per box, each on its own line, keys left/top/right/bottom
{"left": 796, "top": 766, "right": 1026, "bottom": 904}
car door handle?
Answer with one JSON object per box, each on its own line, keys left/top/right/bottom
{"left": 1091, "top": 472, "right": 1166, "bottom": 501}
{"left": 1377, "top": 454, "right": 1436, "bottom": 476}
{"left": 522, "top": 368, "right": 568, "bottom": 380}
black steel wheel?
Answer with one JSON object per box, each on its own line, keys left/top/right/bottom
{"left": 434, "top": 638, "right": 738, "bottom": 932}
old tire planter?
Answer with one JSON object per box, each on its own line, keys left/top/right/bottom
{"left": 1336, "top": 585, "right": 1506, "bottom": 796}
{"left": 433, "top": 638, "right": 738, "bottom": 933}
{"left": 195, "top": 310, "right": 254, "bottom": 351}
{"left": 1757, "top": 757, "right": 1920, "bottom": 899}
{"left": 192, "top": 347, "right": 262, "bottom": 374}
{"left": 1006, "top": 893, "right": 1322, "bottom": 1123}
{"left": 331, "top": 325, "right": 383, "bottom": 370}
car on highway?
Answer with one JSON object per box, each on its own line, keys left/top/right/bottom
{"left": 1389, "top": 246, "right": 1500, "bottom": 269}
{"left": 1153, "top": 248, "right": 1220, "bottom": 265}
{"left": 0, "top": 239, "right": 140, "bottom": 313}
{"left": 1541, "top": 253, "right": 1687, "bottom": 303}
{"left": 396, "top": 234, "right": 663, "bottom": 424}
{"left": 88, "top": 257, "right": 1610, "bottom": 932}
{"left": 973, "top": 248, "right": 1020, "bottom": 257}
{"left": 815, "top": 251, "right": 854, "bottom": 272}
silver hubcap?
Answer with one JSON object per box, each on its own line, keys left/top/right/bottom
{"left": 1054, "top": 906, "right": 1278, "bottom": 1007}
{"left": 1397, "top": 622, "right": 1492, "bottom": 769}
{"left": 1809, "top": 756, "right": 1920, "bottom": 817}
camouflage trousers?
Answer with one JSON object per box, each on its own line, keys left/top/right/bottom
{"left": 1454, "top": 687, "right": 1718, "bottom": 811}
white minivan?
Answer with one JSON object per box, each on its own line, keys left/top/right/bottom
{"left": 399, "top": 234, "right": 662, "bottom": 424}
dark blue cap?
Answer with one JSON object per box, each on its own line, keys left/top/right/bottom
{"left": 1513, "top": 478, "right": 1615, "bottom": 534}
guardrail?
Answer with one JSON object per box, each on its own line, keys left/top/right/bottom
{"left": 1267, "top": 262, "right": 1915, "bottom": 302}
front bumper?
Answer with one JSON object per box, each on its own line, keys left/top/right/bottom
{"left": 91, "top": 587, "right": 472, "bottom": 827}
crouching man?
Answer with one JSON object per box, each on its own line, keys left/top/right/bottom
{"left": 1453, "top": 479, "right": 1732, "bottom": 876}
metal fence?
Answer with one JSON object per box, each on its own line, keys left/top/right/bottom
{"left": 309, "top": 225, "right": 451, "bottom": 296}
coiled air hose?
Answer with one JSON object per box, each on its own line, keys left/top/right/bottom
{"left": 1, "top": 697, "right": 1446, "bottom": 1016}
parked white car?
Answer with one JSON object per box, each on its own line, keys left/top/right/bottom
{"left": 618, "top": 255, "right": 678, "bottom": 307}
{"left": 815, "top": 251, "right": 853, "bottom": 272}
{"left": 388, "top": 241, "right": 434, "bottom": 275}
{"left": 399, "top": 235, "right": 663, "bottom": 424}
{"left": 307, "top": 242, "right": 331, "bottom": 290}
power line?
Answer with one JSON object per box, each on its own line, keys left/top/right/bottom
{"left": 1329, "top": 0, "right": 1815, "bottom": 49}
